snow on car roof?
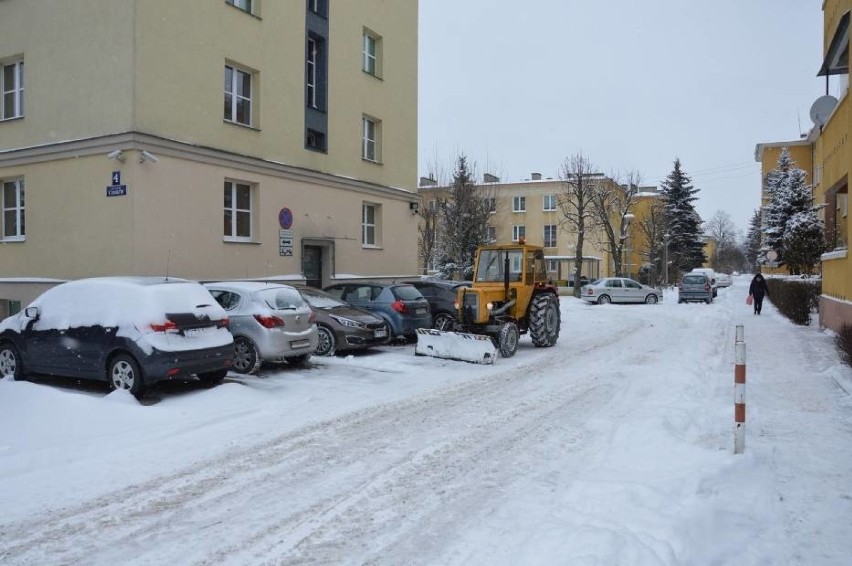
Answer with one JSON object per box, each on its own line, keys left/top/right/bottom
{"left": 205, "top": 281, "right": 297, "bottom": 292}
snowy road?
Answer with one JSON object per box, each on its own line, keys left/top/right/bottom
{"left": 1, "top": 276, "right": 850, "bottom": 565}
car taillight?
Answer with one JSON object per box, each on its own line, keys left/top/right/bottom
{"left": 254, "top": 314, "right": 285, "bottom": 328}
{"left": 308, "top": 311, "right": 316, "bottom": 323}
{"left": 678, "top": 283, "right": 683, "bottom": 290}
{"left": 587, "top": 288, "right": 593, "bottom": 295}
{"left": 704, "top": 284, "right": 711, "bottom": 292}
{"left": 150, "top": 321, "right": 178, "bottom": 332}
{"left": 391, "top": 299, "right": 407, "bottom": 314}
{"left": 216, "top": 318, "right": 229, "bottom": 329}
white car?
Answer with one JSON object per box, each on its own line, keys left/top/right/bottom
{"left": 716, "top": 273, "right": 733, "bottom": 287}
{"left": 581, "top": 277, "right": 662, "bottom": 305}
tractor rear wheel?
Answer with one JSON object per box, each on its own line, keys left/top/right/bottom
{"left": 529, "top": 293, "right": 560, "bottom": 347}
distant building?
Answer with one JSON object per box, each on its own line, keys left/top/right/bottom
{"left": 0, "top": 0, "right": 420, "bottom": 317}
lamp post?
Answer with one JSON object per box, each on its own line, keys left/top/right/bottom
{"left": 663, "top": 232, "right": 671, "bottom": 286}
{"left": 619, "top": 213, "right": 634, "bottom": 277}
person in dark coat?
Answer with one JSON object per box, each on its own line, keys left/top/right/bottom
{"left": 749, "top": 273, "right": 770, "bottom": 315}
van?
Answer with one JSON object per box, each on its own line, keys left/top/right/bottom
{"left": 690, "top": 268, "right": 718, "bottom": 297}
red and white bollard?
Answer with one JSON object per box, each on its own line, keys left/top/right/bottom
{"left": 734, "top": 325, "right": 746, "bottom": 454}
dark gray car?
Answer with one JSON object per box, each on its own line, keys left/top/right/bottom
{"left": 678, "top": 274, "right": 713, "bottom": 304}
{"left": 402, "top": 279, "right": 471, "bottom": 330}
{"left": 322, "top": 282, "right": 431, "bottom": 340}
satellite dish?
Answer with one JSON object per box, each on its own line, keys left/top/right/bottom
{"left": 810, "top": 95, "right": 838, "bottom": 126}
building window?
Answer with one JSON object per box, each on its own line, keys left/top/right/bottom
{"left": 1, "top": 59, "right": 24, "bottom": 120}
{"left": 223, "top": 180, "right": 253, "bottom": 241}
{"left": 306, "top": 37, "right": 318, "bottom": 109}
{"left": 486, "top": 197, "right": 496, "bottom": 213}
{"left": 543, "top": 194, "right": 556, "bottom": 211}
{"left": 1, "top": 178, "right": 25, "bottom": 241}
{"left": 486, "top": 226, "right": 496, "bottom": 243}
{"left": 306, "top": 128, "right": 326, "bottom": 152}
{"left": 512, "top": 225, "right": 525, "bottom": 242}
{"left": 224, "top": 64, "right": 254, "bottom": 127}
{"left": 547, "top": 259, "right": 559, "bottom": 272}
{"left": 362, "top": 203, "right": 379, "bottom": 246}
{"left": 362, "top": 29, "right": 382, "bottom": 77}
{"left": 513, "top": 196, "right": 526, "bottom": 212}
{"left": 544, "top": 225, "right": 557, "bottom": 248}
{"left": 362, "top": 116, "right": 380, "bottom": 162}
{"left": 226, "top": 0, "right": 254, "bottom": 14}
{"left": 307, "top": 0, "right": 327, "bottom": 17}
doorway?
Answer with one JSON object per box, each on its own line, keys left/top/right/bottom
{"left": 303, "top": 245, "right": 323, "bottom": 288}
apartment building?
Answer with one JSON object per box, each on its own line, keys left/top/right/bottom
{"left": 0, "top": 0, "right": 419, "bottom": 317}
{"left": 418, "top": 173, "right": 615, "bottom": 282}
{"left": 754, "top": 0, "right": 852, "bottom": 332}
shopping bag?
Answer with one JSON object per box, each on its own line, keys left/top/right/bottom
{"left": 746, "top": 294, "right": 753, "bottom": 306}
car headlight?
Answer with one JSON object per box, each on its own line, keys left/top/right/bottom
{"left": 329, "top": 314, "right": 366, "bottom": 329}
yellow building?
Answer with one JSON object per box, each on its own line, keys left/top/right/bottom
{"left": 418, "top": 172, "right": 615, "bottom": 283}
{"left": 0, "top": 0, "right": 420, "bottom": 317}
{"left": 754, "top": 0, "right": 852, "bottom": 332}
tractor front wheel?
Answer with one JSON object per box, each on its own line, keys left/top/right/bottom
{"left": 497, "top": 322, "right": 519, "bottom": 358}
{"left": 529, "top": 293, "right": 560, "bottom": 347}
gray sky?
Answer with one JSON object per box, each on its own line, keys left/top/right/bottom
{"left": 418, "top": 0, "right": 829, "bottom": 234}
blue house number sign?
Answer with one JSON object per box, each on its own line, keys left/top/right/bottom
{"left": 279, "top": 207, "right": 293, "bottom": 229}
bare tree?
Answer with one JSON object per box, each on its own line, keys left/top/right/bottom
{"left": 636, "top": 197, "right": 667, "bottom": 285}
{"left": 558, "top": 152, "right": 601, "bottom": 297}
{"left": 417, "top": 193, "right": 439, "bottom": 274}
{"left": 704, "top": 210, "right": 738, "bottom": 270}
{"left": 589, "top": 170, "right": 642, "bottom": 277}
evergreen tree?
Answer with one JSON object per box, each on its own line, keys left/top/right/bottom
{"left": 745, "top": 208, "right": 762, "bottom": 271}
{"left": 659, "top": 158, "right": 706, "bottom": 277}
{"left": 783, "top": 210, "right": 825, "bottom": 275}
{"left": 436, "top": 155, "right": 491, "bottom": 280}
{"left": 763, "top": 148, "right": 810, "bottom": 264}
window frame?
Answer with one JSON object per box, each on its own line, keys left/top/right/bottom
{"left": 1, "top": 178, "right": 25, "bottom": 242}
{"left": 362, "top": 29, "right": 381, "bottom": 77}
{"left": 226, "top": 0, "right": 254, "bottom": 15}
{"left": 307, "top": 0, "right": 327, "bottom": 17}
{"left": 224, "top": 63, "right": 254, "bottom": 127}
{"left": 486, "top": 197, "right": 497, "bottom": 213}
{"left": 543, "top": 194, "right": 556, "bottom": 211}
{"left": 1, "top": 59, "right": 24, "bottom": 121}
{"left": 512, "top": 225, "right": 525, "bottom": 242}
{"left": 543, "top": 224, "right": 557, "bottom": 248}
{"left": 362, "top": 203, "right": 377, "bottom": 246}
{"left": 486, "top": 226, "right": 497, "bottom": 243}
{"left": 306, "top": 37, "right": 318, "bottom": 109}
{"left": 361, "top": 115, "right": 380, "bottom": 162}
{"left": 513, "top": 196, "right": 526, "bottom": 212}
{"left": 223, "top": 180, "right": 254, "bottom": 242}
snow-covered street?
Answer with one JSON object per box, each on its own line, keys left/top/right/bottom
{"left": 1, "top": 276, "right": 850, "bottom": 565}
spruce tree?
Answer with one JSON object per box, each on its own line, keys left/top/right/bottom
{"left": 745, "top": 208, "right": 762, "bottom": 271}
{"left": 783, "top": 211, "right": 825, "bottom": 275}
{"left": 659, "top": 158, "right": 706, "bottom": 277}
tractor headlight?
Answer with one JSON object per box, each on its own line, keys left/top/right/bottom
{"left": 486, "top": 302, "right": 494, "bottom": 311}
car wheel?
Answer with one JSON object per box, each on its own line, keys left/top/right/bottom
{"left": 315, "top": 326, "right": 336, "bottom": 356}
{"left": 597, "top": 294, "right": 612, "bottom": 305}
{"left": 432, "top": 312, "right": 456, "bottom": 331}
{"left": 108, "top": 354, "right": 145, "bottom": 397}
{"left": 198, "top": 369, "right": 228, "bottom": 387}
{"left": 232, "top": 337, "right": 261, "bottom": 375}
{"left": 529, "top": 293, "right": 560, "bottom": 347}
{"left": 0, "top": 342, "right": 24, "bottom": 381}
{"left": 288, "top": 353, "right": 312, "bottom": 365}
{"left": 497, "top": 322, "right": 519, "bottom": 358}
{"left": 645, "top": 294, "right": 658, "bottom": 305}
{"left": 705, "top": 298, "right": 712, "bottom": 304}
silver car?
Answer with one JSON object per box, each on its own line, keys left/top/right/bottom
{"left": 205, "top": 282, "right": 319, "bottom": 374}
{"left": 580, "top": 277, "right": 662, "bottom": 305}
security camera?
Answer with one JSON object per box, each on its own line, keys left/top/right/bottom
{"left": 139, "top": 150, "right": 159, "bottom": 163}
{"left": 106, "top": 149, "right": 125, "bottom": 162}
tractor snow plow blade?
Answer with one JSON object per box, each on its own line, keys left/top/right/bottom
{"left": 414, "top": 328, "right": 498, "bottom": 364}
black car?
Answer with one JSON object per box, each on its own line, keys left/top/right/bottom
{"left": 403, "top": 279, "right": 471, "bottom": 330}
{"left": 291, "top": 285, "right": 390, "bottom": 356}
{"left": 0, "top": 277, "right": 234, "bottom": 396}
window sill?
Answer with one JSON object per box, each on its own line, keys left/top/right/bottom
{"left": 821, "top": 248, "right": 848, "bottom": 261}
{"left": 0, "top": 116, "right": 24, "bottom": 123}
{"left": 224, "top": 3, "right": 262, "bottom": 20}
{"left": 224, "top": 119, "right": 261, "bottom": 132}
{"left": 513, "top": 210, "right": 526, "bottom": 213}
{"left": 0, "top": 237, "right": 25, "bottom": 243}
{"left": 362, "top": 157, "right": 383, "bottom": 165}
{"left": 362, "top": 244, "right": 383, "bottom": 250}
{"left": 362, "top": 70, "right": 383, "bottom": 81}
{"left": 223, "top": 238, "right": 261, "bottom": 245}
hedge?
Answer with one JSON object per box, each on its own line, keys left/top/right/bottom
{"left": 764, "top": 278, "right": 821, "bottom": 326}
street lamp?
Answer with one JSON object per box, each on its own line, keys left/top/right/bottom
{"left": 620, "top": 213, "right": 635, "bottom": 277}
{"left": 663, "top": 232, "right": 671, "bottom": 286}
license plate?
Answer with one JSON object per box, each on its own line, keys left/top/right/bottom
{"left": 184, "top": 328, "right": 207, "bottom": 338}
{"left": 415, "top": 308, "right": 427, "bottom": 315}
{"left": 291, "top": 340, "right": 311, "bottom": 349}
{"left": 374, "top": 328, "right": 387, "bottom": 338}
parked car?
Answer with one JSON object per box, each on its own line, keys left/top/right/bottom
{"left": 291, "top": 285, "right": 390, "bottom": 356}
{"left": 716, "top": 272, "right": 733, "bottom": 287}
{"left": 678, "top": 273, "right": 714, "bottom": 304}
{"left": 0, "top": 277, "right": 234, "bottom": 396}
{"left": 322, "top": 282, "right": 431, "bottom": 340}
{"left": 690, "top": 268, "right": 718, "bottom": 297}
{"left": 402, "top": 279, "right": 471, "bottom": 330}
{"left": 580, "top": 277, "right": 662, "bottom": 305}
{"left": 205, "top": 282, "right": 318, "bottom": 374}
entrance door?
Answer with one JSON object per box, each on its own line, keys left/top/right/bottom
{"left": 303, "top": 245, "right": 323, "bottom": 288}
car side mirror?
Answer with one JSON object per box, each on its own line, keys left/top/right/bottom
{"left": 24, "top": 306, "right": 40, "bottom": 321}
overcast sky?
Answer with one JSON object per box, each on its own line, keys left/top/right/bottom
{"left": 418, "top": 0, "right": 830, "bottom": 233}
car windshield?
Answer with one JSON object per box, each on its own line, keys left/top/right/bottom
{"left": 683, "top": 275, "right": 706, "bottom": 284}
{"left": 476, "top": 249, "right": 523, "bottom": 282}
{"left": 300, "top": 289, "right": 346, "bottom": 309}
{"left": 256, "top": 287, "right": 305, "bottom": 310}
{"left": 392, "top": 285, "right": 423, "bottom": 301}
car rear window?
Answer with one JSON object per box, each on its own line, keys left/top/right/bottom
{"left": 392, "top": 285, "right": 424, "bottom": 301}
{"left": 256, "top": 287, "right": 306, "bottom": 310}
{"left": 683, "top": 275, "right": 707, "bottom": 284}
{"left": 300, "top": 289, "right": 346, "bottom": 308}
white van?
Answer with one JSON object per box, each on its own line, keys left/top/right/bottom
{"left": 690, "top": 268, "right": 718, "bottom": 297}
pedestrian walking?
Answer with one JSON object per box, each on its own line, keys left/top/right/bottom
{"left": 748, "top": 273, "right": 770, "bottom": 315}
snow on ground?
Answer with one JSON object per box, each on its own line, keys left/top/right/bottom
{"left": 1, "top": 275, "right": 850, "bottom": 565}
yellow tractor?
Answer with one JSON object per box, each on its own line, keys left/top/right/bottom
{"left": 415, "top": 241, "right": 561, "bottom": 362}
